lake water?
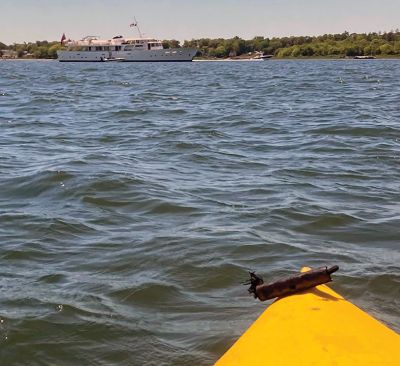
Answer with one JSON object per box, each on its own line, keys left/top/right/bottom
{"left": 0, "top": 59, "right": 399, "bottom": 365}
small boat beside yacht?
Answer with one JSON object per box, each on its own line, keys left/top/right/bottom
{"left": 354, "top": 55, "right": 376, "bottom": 59}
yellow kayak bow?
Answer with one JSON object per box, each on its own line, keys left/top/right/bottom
{"left": 215, "top": 267, "right": 400, "bottom": 366}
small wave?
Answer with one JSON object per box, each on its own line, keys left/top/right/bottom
{"left": 50, "top": 75, "right": 76, "bottom": 83}
{"left": 0, "top": 170, "right": 75, "bottom": 198}
{"left": 97, "top": 135, "right": 121, "bottom": 143}
{"left": 295, "top": 212, "right": 362, "bottom": 232}
{"left": 110, "top": 80, "right": 131, "bottom": 87}
{"left": 164, "top": 108, "right": 187, "bottom": 115}
{"left": 245, "top": 125, "right": 281, "bottom": 134}
{"left": 2, "top": 248, "right": 53, "bottom": 261}
{"left": 232, "top": 241, "right": 305, "bottom": 257}
{"left": 168, "top": 262, "right": 245, "bottom": 292}
{"left": 29, "top": 96, "right": 65, "bottom": 105}
{"left": 110, "top": 282, "right": 183, "bottom": 306}
{"left": 82, "top": 196, "right": 132, "bottom": 208}
{"left": 310, "top": 125, "right": 400, "bottom": 138}
{"left": 81, "top": 67, "right": 99, "bottom": 72}
{"left": 38, "top": 273, "right": 67, "bottom": 284}
{"left": 46, "top": 218, "right": 97, "bottom": 237}
{"left": 207, "top": 82, "right": 222, "bottom": 87}
{"left": 367, "top": 273, "right": 400, "bottom": 297}
{"left": 174, "top": 141, "right": 204, "bottom": 150}
{"left": 83, "top": 176, "right": 146, "bottom": 193}
{"left": 112, "top": 109, "right": 149, "bottom": 117}
{"left": 149, "top": 201, "right": 199, "bottom": 214}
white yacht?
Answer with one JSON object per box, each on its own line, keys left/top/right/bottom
{"left": 57, "top": 33, "right": 196, "bottom": 62}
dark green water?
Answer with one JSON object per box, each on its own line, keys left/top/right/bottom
{"left": 0, "top": 59, "right": 399, "bottom": 365}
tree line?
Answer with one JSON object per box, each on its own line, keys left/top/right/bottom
{"left": 0, "top": 40, "right": 63, "bottom": 58}
{"left": 2, "top": 31, "right": 400, "bottom": 59}
{"left": 182, "top": 31, "right": 400, "bottom": 58}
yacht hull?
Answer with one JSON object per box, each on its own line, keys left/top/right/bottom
{"left": 57, "top": 48, "right": 197, "bottom": 62}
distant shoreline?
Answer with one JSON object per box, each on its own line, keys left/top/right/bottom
{"left": 0, "top": 58, "right": 54, "bottom": 61}
{"left": 2, "top": 56, "right": 400, "bottom": 62}
{"left": 196, "top": 55, "right": 400, "bottom": 61}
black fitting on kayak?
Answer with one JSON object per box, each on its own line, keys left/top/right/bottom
{"left": 245, "top": 272, "right": 265, "bottom": 299}
{"left": 327, "top": 265, "right": 339, "bottom": 275}
{"left": 246, "top": 265, "right": 340, "bottom": 302}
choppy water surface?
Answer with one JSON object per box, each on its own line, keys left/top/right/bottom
{"left": 0, "top": 59, "right": 399, "bottom": 365}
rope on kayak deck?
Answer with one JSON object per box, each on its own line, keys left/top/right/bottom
{"left": 246, "top": 265, "right": 339, "bottom": 302}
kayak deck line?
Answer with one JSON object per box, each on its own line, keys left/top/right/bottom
{"left": 215, "top": 267, "right": 400, "bottom": 366}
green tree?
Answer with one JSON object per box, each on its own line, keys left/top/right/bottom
{"left": 162, "top": 40, "right": 181, "bottom": 49}
{"left": 300, "top": 45, "right": 314, "bottom": 56}
{"left": 379, "top": 43, "right": 394, "bottom": 54}
{"left": 210, "top": 45, "right": 228, "bottom": 58}
{"left": 291, "top": 46, "right": 301, "bottom": 57}
{"left": 48, "top": 44, "right": 62, "bottom": 58}
{"left": 344, "top": 45, "right": 358, "bottom": 57}
{"left": 276, "top": 47, "right": 293, "bottom": 58}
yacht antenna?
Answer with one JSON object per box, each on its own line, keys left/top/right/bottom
{"left": 130, "top": 17, "right": 143, "bottom": 38}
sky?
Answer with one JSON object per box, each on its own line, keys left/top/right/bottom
{"left": 1, "top": 0, "right": 399, "bottom": 44}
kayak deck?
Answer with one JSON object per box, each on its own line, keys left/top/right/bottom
{"left": 215, "top": 267, "right": 400, "bottom": 366}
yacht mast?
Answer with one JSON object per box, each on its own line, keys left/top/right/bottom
{"left": 130, "top": 17, "right": 143, "bottom": 38}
